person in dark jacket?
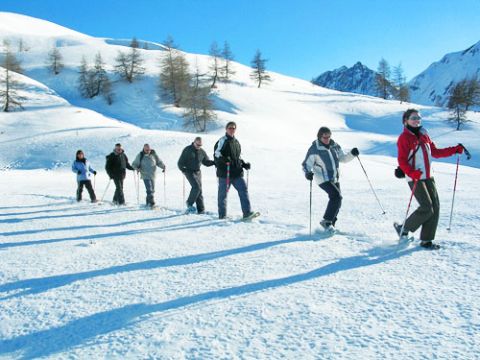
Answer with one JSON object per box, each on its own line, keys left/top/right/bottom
{"left": 105, "top": 143, "right": 134, "bottom": 205}
{"left": 395, "top": 108, "right": 463, "bottom": 249}
{"left": 132, "top": 144, "right": 166, "bottom": 208}
{"left": 214, "top": 121, "right": 255, "bottom": 219}
{"left": 302, "top": 127, "right": 358, "bottom": 232}
{"left": 178, "top": 137, "right": 215, "bottom": 214}
{"left": 72, "top": 150, "right": 97, "bottom": 203}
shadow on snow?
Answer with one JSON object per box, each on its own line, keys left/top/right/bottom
{"left": 0, "top": 242, "right": 418, "bottom": 358}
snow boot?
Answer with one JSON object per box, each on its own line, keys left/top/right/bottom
{"left": 185, "top": 204, "right": 196, "bottom": 214}
{"left": 394, "top": 222, "right": 409, "bottom": 238}
{"left": 320, "top": 219, "right": 335, "bottom": 233}
{"left": 420, "top": 240, "right": 441, "bottom": 250}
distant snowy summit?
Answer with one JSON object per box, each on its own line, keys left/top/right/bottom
{"left": 409, "top": 40, "right": 480, "bottom": 107}
{"left": 311, "top": 61, "right": 394, "bottom": 98}
{"left": 313, "top": 41, "right": 480, "bottom": 107}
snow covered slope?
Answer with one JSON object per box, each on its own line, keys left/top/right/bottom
{"left": 1, "top": 12, "right": 479, "bottom": 359}
{"left": 1, "top": 11, "right": 478, "bottom": 168}
{"left": 409, "top": 40, "right": 480, "bottom": 106}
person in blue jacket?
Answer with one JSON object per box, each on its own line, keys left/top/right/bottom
{"left": 72, "top": 149, "right": 97, "bottom": 203}
{"left": 302, "top": 127, "right": 359, "bottom": 232}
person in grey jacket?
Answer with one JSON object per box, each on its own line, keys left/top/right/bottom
{"left": 132, "top": 143, "right": 166, "bottom": 207}
{"left": 302, "top": 127, "right": 359, "bottom": 232}
{"left": 72, "top": 149, "right": 97, "bottom": 203}
{"left": 177, "top": 137, "right": 215, "bottom": 214}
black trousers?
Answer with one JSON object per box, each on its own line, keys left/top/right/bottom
{"left": 185, "top": 170, "right": 204, "bottom": 213}
{"left": 77, "top": 180, "right": 96, "bottom": 201}
{"left": 113, "top": 177, "right": 125, "bottom": 205}
{"left": 319, "top": 182, "right": 342, "bottom": 225}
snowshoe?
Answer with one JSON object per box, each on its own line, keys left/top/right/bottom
{"left": 241, "top": 211, "right": 260, "bottom": 221}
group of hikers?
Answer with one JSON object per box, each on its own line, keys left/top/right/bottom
{"left": 73, "top": 109, "right": 467, "bottom": 249}
{"left": 73, "top": 121, "right": 257, "bottom": 221}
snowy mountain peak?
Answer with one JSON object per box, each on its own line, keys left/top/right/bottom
{"left": 312, "top": 61, "right": 379, "bottom": 97}
{"left": 409, "top": 40, "right": 480, "bottom": 106}
{"left": 461, "top": 40, "right": 480, "bottom": 56}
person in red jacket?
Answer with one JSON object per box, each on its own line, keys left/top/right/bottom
{"left": 395, "top": 108, "right": 464, "bottom": 249}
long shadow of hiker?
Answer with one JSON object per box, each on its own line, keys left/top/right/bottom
{"left": 0, "top": 216, "right": 218, "bottom": 250}
{"left": 2, "top": 213, "right": 184, "bottom": 237}
{"left": 0, "top": 243, "right": 418, "bottom": 358}
{"left": 0, "top": 205, "right": 144, "bottom": 224}
{"left": 0, "top": 234, "right": 312, "bottom": 300}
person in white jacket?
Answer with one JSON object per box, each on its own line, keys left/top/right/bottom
{"left": 302, "top": 127, "right": 358, "bottom": 232}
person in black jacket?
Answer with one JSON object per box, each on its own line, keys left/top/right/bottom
{"left": 214, "top": 121, "right": 254, "bottom": 219}
{"left": 105, "top": 143, "right": 134, "bottom": 205}
{"left": 178, "top": 137, "right": 215, "bottom": 214}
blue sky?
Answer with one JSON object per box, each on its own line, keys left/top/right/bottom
{"left": 1, "top": 0, "right": 480, "bottom": 81}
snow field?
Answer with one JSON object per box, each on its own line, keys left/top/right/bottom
{"left": 1, "top": 155, "right": 479, "bottom": 358}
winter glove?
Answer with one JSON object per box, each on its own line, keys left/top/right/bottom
{"left": 305, "top": 172, "right": 314, "bottom": 181}
{"left": 162, "top": 166, "right": 166, "bottom": 173}
{"left": 351, "top": 148, "right": 360, "bottom": 157}
{"left": 455, "top": 144, "right": 464, "bottom": 154}
{"left": 93, "top": 171, "right": 97, "bottom": 175}
{"left": 410, "top": 169, "right": 422, "bottom": 181}
{"left": 242, "top": 162, "right": 251, "bottom": 170}
{"left": 77, "top": 171, "right": 81, "bottom": 175}
{"left": 205, "top": 160, "right": 215, "bottom": 167}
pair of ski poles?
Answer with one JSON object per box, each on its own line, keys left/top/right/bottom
{"left": 397, "top": 145, "right": 470, "bottom": 238}
{"left": 99, "top": 170, "right": 167, "bottom": 206}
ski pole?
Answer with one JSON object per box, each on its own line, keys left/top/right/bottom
{"left": 182, "top": 174, "right": 186, "bottom": 205}
{"left": 356, "top": 156, "right": 386, "bottom": 214}
{"left": 309, "top": 179, "right": 313, "bottom": 237}
{"left": 100, "top": 179, "right": 112, "bottom": 202}
{"left": 132, "top": 171, "right": 137, "bottom": 204}
{"left": 163, "top": 169, "right": 167, "bottom": 206}
{"left": 226, "top": 162, "right": 231, "bottom": 194}
{"left": 93, "top": 174, "right": 96, "bottom": 191}
{"left": 447, "top": 145, "right": 471, "bottom": 230}
{"left": 135, "top": 171, "right": 140, "bottom": 205}
{"left": 399, "top": 179, "right": 418, "bottom": 240}
{"left": 246, "top": 169, "right": 249, "bottom": 189}
{"left": 447, "top": 155, "right": 461, "bottom": 231}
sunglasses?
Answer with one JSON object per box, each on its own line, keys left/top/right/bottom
{"left": 409, "top": 115, "right": 421, "bottom": 121}
{"left": 227, "top": 127, "right": 236, "bottom": 130}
